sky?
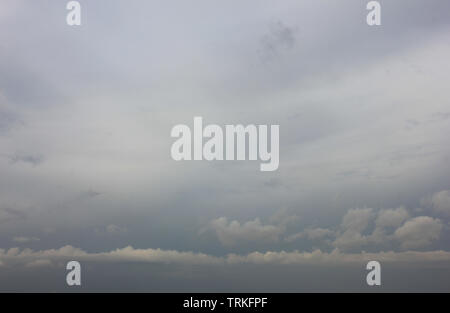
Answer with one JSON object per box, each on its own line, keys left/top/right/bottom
{"left": 1, "top": 0, "right": 450, "bottom": 292}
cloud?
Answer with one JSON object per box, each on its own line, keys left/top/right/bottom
{"left": 208, "top": 205, "right": 443, "bottom": 252}
{"left": 285, "top": 228, "right": 334, "bottom": 242}
{"left": 80, "top": 190, "right": 102, "bottom": 199}
{"left": 259, "top": 21, "right": 297, "bottom": 62}
{"left": 25, "top": 259, "right": 52, "bottom": 268}
{"left": 214, "top": 204, "right": 444, "bottom": 252}
{"left": 341, "top": 208, "right": 373, "bottom": 233}
{"left": 332, "top": 207, "right": 443, "bottom": 251}
{"left": 369, "top": 207, "right": 411, "bottom": 244}
{"left": 333, "top": 230, "right": 369, "bottom": 251}
{"left": 210, "top": 217, "right": 284, "bottom": 247}
{"left": 214, "top": 204, "right": 445, "bottom": 251}
{"left": 394, "top": 216, "right": 443, "bottom": 249}
{"left": 12, "top": 236, "right": 40, "bottom": 243}
{"left": 268, "top": 208, "right": 300, "bottom": 227}
{"left": 332, "top": 208, "right": 374, "bottom": 250}
{"left": 2, "top": 245, "right": 450, "bottom": 268}
{"left": 422, "top": 190, "right": 450, "bottom": 216}
{"left": 8, "top": 153, "right": 44, "bottom": 166}
{"left": 1, "top": 2, "right": 450, "bottom": 291}
{"left": 375, "top": 207, "right": 410, "bottom": 229}
{"left": 0, "top": 93, "right": 20, "bottom": 133}
{"left": 106, "top": 224, "right": 127, "bottom": 234}
{"left": 0, "top": 207, "right": 27, "bottom": 224}
{"left": 94, "top": 224, "right": 127, "bottom": 236}
{"left": 226, "top": 249, "right": 450, "bottom": 265}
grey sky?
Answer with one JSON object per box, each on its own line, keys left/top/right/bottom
{"left": 1, "top": 0, "right": 450, "bottom": 291}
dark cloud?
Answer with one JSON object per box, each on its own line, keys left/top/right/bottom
{"left": 259, "top": 21, "right": 297, "bottom": 62}
{"left": 0, "top": 207, "right": 27, "bottom": 224}
{"left": 8, "top": 153, "right": 44, "bottom": 166}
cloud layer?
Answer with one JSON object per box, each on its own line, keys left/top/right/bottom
{"left": 3, "top": 245, "right": 450, "bottom": 269}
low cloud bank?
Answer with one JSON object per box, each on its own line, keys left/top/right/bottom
{"left": 2, "top": 245, "right": 450, "bottom": 268}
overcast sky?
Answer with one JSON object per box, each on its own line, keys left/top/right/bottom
{"left": 1, "top": 0, "right": 450, "bottom": 291}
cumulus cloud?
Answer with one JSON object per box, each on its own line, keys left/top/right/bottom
{"left": 329, "top": 207, "right": 409, "bottom": 250}
{"left": 332, "top": 207, "right": 444, "bottom": 251}
{"left": 341, "top": 208, "right": 373, "bottom": 233}
{"left": 210, "top": 217, "right": 284, "bottom": 247}
{"left": 394, "top": 216, "right": 443, "bottom": 249}
{"left": 332, "top": 231, "right": 369, "bottom": 251}
{"left": 215, "top": 205, "right": 444, "bottom": 252}
{"left": 209, "top": 205, "right": 444, "bottom": 252}
{"left": 369, "top": 207, "right": 411, "bottom": 244}
{"left": 422, "top": 190, "right": 450, "bottom": 216}
{"left": 332, "top": 208, "right": 374, "bottom": 250}
{"left": 375, "top": 207, "right": 410, "bottom": 229}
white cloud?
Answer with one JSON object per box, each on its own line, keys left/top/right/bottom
{"left": 394, "top": 216, "right": 443, "bottom": 249}
{"left": 210, "top": 217, "right": 285, "bottom": 246}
